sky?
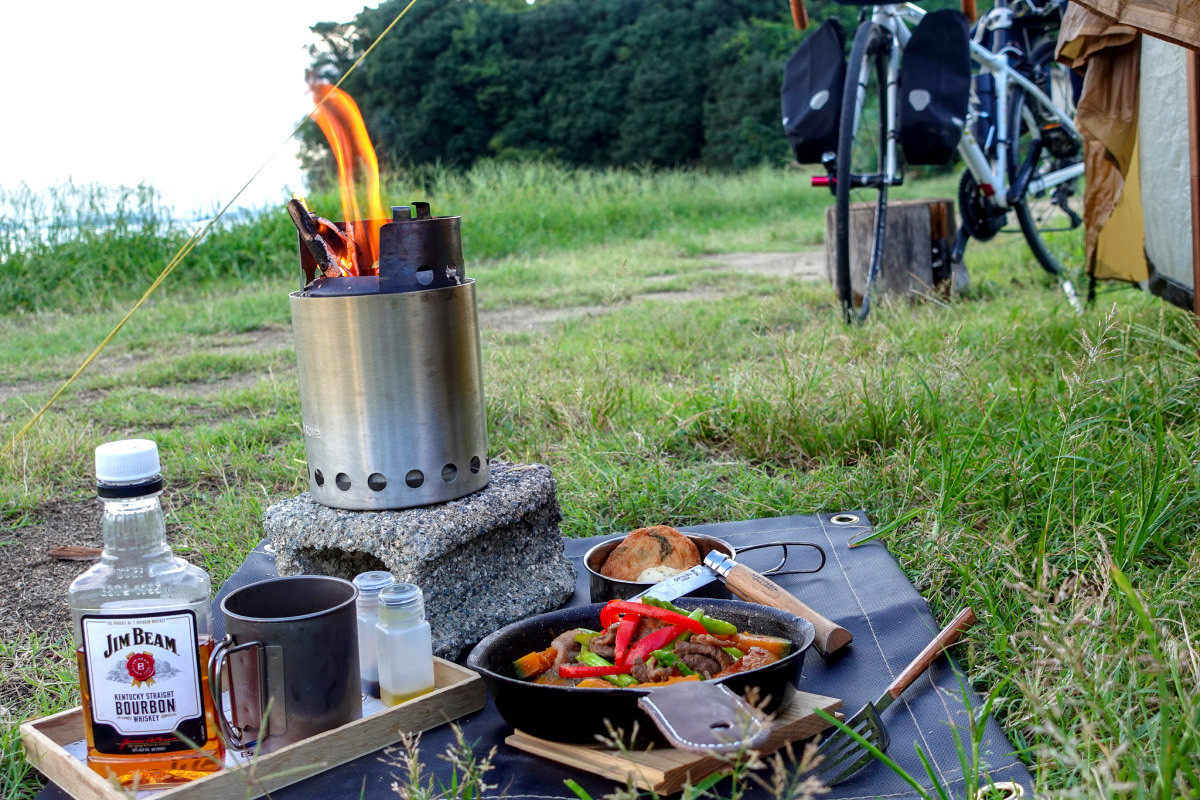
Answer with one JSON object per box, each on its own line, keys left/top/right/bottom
{"left": 1, "top": 1, "right": 376, "bottom": 219}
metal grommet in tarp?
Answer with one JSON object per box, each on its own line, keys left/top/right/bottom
{"left": 975, "top": 781, "right": 1026, "bottom": 799}
{"left": 830, "top": 513, "right": 860, "bottom": 525}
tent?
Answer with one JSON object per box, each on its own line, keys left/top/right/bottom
{"left": 1057, "top": 1, "right": 1200, "bottom": 312}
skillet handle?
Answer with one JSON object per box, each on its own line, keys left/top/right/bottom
{"left": 707, "top": 553, "right": 852, "bottom": 658}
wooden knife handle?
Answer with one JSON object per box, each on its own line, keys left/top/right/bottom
{"left": 721, "top": 562, "right": 852, "bottom": 657}
{"left": 886, "top": 607, "right": 977, "bottom": 700}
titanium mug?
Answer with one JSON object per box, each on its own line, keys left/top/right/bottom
{"left": 208, "top": 575, "right": 362, "bottom": 754}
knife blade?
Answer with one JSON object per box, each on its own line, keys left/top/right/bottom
{"left": 637, "top": 551, "right": 852, "bottom": 657}
{"left": 638, "top": 562, "right": 721, "bottom": 602}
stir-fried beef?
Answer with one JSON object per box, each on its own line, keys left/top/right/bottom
{"left": 691, "top": 634, "right": 739, "bottom": 657}
{"left": 737, "top": 646, "right": 776, "bottom": 672}
{"left": 675, "top": 637, "right": 737, "bottom": 679}
{"left": 630, "top": 657, "right": 672, "bottom": 684}
{"left": 633, "top": 616, "right": 668, "bottom": 639}
{"left": 587, "top": 623, "right": 619, "bottom": 660}
{"left": 550, "top": 628, "right": 585, "bottom": 670}
{"left": 677, "top": 652, "right": 721, "bottom": 677}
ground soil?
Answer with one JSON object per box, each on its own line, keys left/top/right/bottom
{"left": 0, "top": 250, "right": 824, "bottom": 711}
{"left": 1, "top": 502, "right": 100, "bottom": 642}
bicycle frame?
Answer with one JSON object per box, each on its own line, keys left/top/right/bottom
{"left": 845, "top": 1, "right": 1083, "bottom": 211}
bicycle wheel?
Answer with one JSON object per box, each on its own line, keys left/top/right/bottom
{"left": 1009, "top": 41, "right": 1085, "bottom": 280}
{"left": 835, "top": 21, "right": 891, "bottom": 322}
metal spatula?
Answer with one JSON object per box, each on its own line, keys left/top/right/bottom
{"left": 811, "top": 607, "right": 978, "bottom": 787}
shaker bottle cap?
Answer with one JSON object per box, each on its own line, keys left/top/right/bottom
{"left": 379, "top": 582, "right": 424, "bottom": 613}
{"left": 95, "top": 440, "right": 162, "bottom": 493}
{"left": 353, "top": 571, "right": 396, "bottom": 595}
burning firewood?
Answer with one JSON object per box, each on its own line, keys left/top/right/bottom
{"left": 287, "top": 198, "right": 359, "bottom": 280}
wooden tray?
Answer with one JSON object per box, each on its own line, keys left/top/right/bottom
{"left": 505, "top": 690, "right": 842, "bottom": 795}
{"left": 21, "top": 657, "right": 485, "bottom": 800}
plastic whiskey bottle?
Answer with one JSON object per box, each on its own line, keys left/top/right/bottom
{"left": 68, "top": 439, "right": 223, "bottom": 785}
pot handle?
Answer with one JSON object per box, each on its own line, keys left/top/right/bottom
{"left": 637, "top": 681, "right": 770, "bottom": 755}
{"left": 208, "top": 635, "right": 265, "bottom": 753}
{"left": 733, "top": 540, "right": 826, "bottom": 576}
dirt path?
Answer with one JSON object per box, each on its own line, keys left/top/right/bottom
{"left": 0, "top": 251, "right": 826, "bottom": 400}
{"left": 482, "top": 250, "right": 825, "bottom": 332}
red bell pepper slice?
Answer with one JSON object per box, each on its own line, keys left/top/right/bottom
{"left": 614, "top": 614, "right": 640, "bottom": 665}
{"left": 559, "top": 663, "right": 632, "bottom": 679}
{"left": 627, "top": 624, "right": 687, "bottom": 665}
{"left": 600, "top": 600, "right": 707, "bottom": 635}
{"left": 599, "top": 602, "right": 620, "bottom": 630}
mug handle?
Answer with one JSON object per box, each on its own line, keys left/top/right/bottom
{"left": 208, "top": 634, "right": 266, "bottom": 753}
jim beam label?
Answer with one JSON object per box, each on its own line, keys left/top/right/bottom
{"left": 81, "top": 610, "right": 206, "bottom": 753}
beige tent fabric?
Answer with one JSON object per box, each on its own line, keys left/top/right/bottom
{"left": 1057, "top": 5, "right": 1147, "bottom": 280}
{"left": 1068, "top": 0, "right": 1200, "bottom": 51}
{"left": 1058, "top": 4, "right": 1138, "bottom": 64}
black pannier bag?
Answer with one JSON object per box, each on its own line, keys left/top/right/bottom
{"left": 897, "top": 9, "right": 971, "bottom": 165}
{"left": 781, "top": 18, "right": 846, "bottom": 164}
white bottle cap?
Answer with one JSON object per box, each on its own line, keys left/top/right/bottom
{"left": 95, "top": 439, "right": 161, "bottom": 484}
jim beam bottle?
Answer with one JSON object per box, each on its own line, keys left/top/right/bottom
{"left": 68, "top": 439, "right": 223, "bottom": 785}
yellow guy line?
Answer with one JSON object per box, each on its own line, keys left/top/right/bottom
{"left": 2, "top": 0, "right": 420, "bottom": 459}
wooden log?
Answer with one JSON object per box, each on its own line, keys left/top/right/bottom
{"left": 824, "top": 197, "right": 957, "bottom": 305}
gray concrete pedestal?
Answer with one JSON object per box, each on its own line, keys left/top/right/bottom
{"left": 262, "top": 461, "right": 576, "bottom": 658}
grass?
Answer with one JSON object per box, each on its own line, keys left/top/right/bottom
{"left": 1, "top": 162, "right": 1198, "bottom": 798}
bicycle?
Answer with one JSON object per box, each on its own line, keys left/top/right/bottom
{"left": 796, "top": 0, "right": 1086, "bottom": 321}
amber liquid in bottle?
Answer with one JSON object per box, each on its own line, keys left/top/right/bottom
{"left": 69, "top": 440, "right": 225, "bottom": 786}
{"left": 75, "top": 638, "right": 223, "bottom": 785}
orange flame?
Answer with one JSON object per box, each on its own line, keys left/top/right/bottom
{"left": 309, "top": 80, "right": 386, "bottom": 274}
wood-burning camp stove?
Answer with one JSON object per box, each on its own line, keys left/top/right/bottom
{"left": 289, "top": 203, "right": 489, "bottom": 510}
{"left": 271, "top": 201, "right": 575, "bottom": 658}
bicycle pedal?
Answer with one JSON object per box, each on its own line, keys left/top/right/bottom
{"left": 1040, "top": 123, "right": 1079, "bottom": 159}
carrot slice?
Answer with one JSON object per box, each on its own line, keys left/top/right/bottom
{"left": 635, "top": 674, "right": 702, "bottom": 688}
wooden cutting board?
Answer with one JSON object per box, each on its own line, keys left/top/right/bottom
{"left": 505, "top": 690, "right": 842, "bottom": 795}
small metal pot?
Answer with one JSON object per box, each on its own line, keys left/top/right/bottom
{"left": 584, "top": 534, "right": 826, "bottom": 603}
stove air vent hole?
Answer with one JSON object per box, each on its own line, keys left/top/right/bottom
{"left": 335, "top": 473, "right": 352, "bottom": 491}
{"left": 405, "top": 470, "right": 424, "bottom": 488}
{"left": 416, "top": 266, "right": 433, "bottom": 286}
{"left": 368, "top": 473, "right": 388, "bottom": 491}
{"left": 441, "top": 464, "right": 457, "bottom": 483}
{"left": 314, "top": 469, "right": 325, "bottom": 487}
{"left": 469, "top": 456, "right": 481, "bottom": 474}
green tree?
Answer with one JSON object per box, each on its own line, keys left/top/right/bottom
{"left": 304, "top": 0, "right": 962, "bottom": 176}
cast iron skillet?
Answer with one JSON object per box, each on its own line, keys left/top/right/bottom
{"left": 467, "top": 598, "right": 816, "bottom": 745}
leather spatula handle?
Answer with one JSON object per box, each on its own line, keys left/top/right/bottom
{"left": 719, "top": 561, "right": 853, "bottom": 657}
